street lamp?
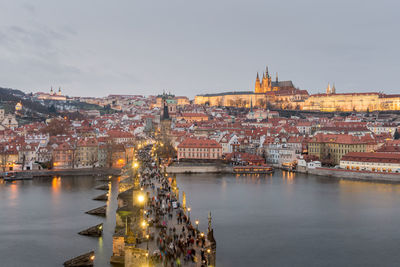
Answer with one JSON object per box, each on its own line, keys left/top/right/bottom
{"left": 146, "top": 234, "right": 149, "bottom": 250}
{"left": 195, "top": 220, "right": 199, "bottom": 231}
{"left": 137, "top": 194, "right": 145, "bottom": 204}
{"left": 187, "top": 207, "right": 191, "bottom": 221}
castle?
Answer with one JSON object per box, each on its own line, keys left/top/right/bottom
{"left": 194, "top": 65, "right": 400, "bottom": 112}
{"left": 255, "top": 66, "right": 295, "bottom": 93}
{"left": 35, "top": 87, "right": 67, "bottom": 101}
{"left": 194, "top": 65, "right": 307, "bottom": 109}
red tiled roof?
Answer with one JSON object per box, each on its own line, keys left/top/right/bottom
{"left": 177, "top": 138, "right": 221, "bottom": 149}
{"left": 342, "top": 152, "right": 400, "bottom": 164}
{"left": 309, "top": 133, "right": 374, "bottom": 145}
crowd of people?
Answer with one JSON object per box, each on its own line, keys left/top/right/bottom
{"left": 137, "top": 146, "right": 212, "bottom": 267}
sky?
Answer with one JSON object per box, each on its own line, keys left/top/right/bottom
{"left": 0, "top": 0, "right": 399, "bottom": 98}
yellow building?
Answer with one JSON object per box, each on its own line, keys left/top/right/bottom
{"left": 308, "top": 133, "right": 374, "bottom": 165}
{"left": 195, "top": 65, "right": 400, "bottom": 112}
{"left": 195, "top": 66, "right": 304, "bottom": 108}
{"left": 76, "top": 138, "right": 98, "bottom": 168}
{"left": 301, "top": 92, "right": 400, "bottom": 112}
{"left": 340, "top": 152, "right": 400, "bottom": 172}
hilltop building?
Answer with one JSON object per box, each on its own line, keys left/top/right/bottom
{"left": 35, "top": 87, "right": 67, "bottom": 101}
{"left": 195, "top": 65, "right": 307, "bottom": 109}
{"left": 195, "top": 65, "right": 400, "bottom": 112}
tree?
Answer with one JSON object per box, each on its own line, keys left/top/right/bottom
{"left": 48, "top": 105, "right": 57, "bottom": 113}
{"left": 394, "top": 128, "right": 400, "bottom": 140}
{"left": 42, "top": 118, "right": 71, "bottom": 136}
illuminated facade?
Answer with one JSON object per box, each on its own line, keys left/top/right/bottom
{"left": 195, "top": 66, "right": 306, "bottom": 108}
{"left": 36, "top": 87, "right": 67, "bottom": 101}
{"left": 194, "top": 65, "right": 400, "bottom": 112}
{"left": 301, "top": 92, "right": 400, "bottom": 112}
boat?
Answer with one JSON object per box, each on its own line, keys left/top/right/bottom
{"left": 233, "top": 165, "right": 274, "bottom": 174}
{"left": 281, "top": 162, "right": 297, "bottom": 172}
{"left": 4, "top": 172, "right": 33, "bottom": 181}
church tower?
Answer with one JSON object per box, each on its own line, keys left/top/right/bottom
{"left": 262, "top": 66, "right": 272, "bottom": 92}
{"left": 255, "top": 73, "right": 262, "bottom": 93}
{"left": 326, "top": 83, "right": 331, "bottom": 94}
{"left": 254, "top": 65, "right": 275, "bottom": 93}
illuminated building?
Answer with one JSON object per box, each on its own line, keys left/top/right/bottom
{"left": 194, "top": 65, "right": 400, "bottom": 112}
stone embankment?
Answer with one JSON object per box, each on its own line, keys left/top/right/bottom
{"left": 167, "top": 163, "right": 232, "bottom": 174}
{"left": 3, "top": 167, "right": 120, "bottom": 179}
{"left": 298, "top": 167, "right": 400, "bottom": 183}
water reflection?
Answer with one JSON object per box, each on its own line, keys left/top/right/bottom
{"left": 0, "top": 175, "right": 118, "bottom": 267}
{"left": 176, "top": 171, "right": 400, "bottom": 267}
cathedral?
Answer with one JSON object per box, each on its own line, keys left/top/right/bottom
{"left": 194, "top": 65, "right": 400, "bottom": 112}
{"left": 254, "top": 66, "right": 296, "bottom": 94}
{"left": 255, "top": 66, "right": 296, "bottom": 94}
{"left": 194, "top": 65, "right": 305, "bottom": 108}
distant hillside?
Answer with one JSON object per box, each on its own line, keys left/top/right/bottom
{"left": 0, "top": 87, "right": 55, "bottom": 116}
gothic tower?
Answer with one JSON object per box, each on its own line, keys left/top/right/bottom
{"left": 326, "top": 83, "right": 331, "bottom": 94}
{"left": 254, "top": 65, "right": 273, "bottom": 93}
{"left": 262, "top": 66, "right": 272, "bottom": 92}
{"left": 255, "top": 73, "right": 262, "bottom": 93}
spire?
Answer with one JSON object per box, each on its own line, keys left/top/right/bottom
{"left": 276, "top": 72, "right": 278, "bottom": 83}
{"left": 266, "top": 66, "right": 269, "bottom": 77}
{"left": 256, "top": 72, "right": 260, "bottom": 81}
{"left": 332, "top": 83, "right": 336, "bottom": 94}
{"left": 162, "top": 99, "right": 170, "bottom": 120}
{"left": 326, "top": 83, "right": 331, "bottom": 94}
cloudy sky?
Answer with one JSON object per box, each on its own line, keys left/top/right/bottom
{"left": 0, "top": 0, "right": 399, "bottom": 98}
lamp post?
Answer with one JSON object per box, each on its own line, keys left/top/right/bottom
{"left": 187, "top": 207, "right": 191, "bottom": 221}
{"left": 146, "top": 234, "right": 149, "bottom": 250}
{"left": 206, "top": 248, "right": 211, "bottom": 266}
{"left": 195, "top": 220, "right": 199, "bottom": 231}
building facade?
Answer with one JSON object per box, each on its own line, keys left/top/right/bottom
{"left": 177, "top": 138, "right": 222, "bottom": 160}
{"left": 340, "top": 152, "right": 400, "bottom": 173}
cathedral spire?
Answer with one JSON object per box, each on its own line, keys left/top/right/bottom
{"left": 326, "top": 83, "right": 331, "bottom": 94}
{"left": 266, "top": 66, "right": 269, "bottom": 77}
{"left": 276, "top": 72, "right": 278, "bottom": 82}
{"left": 256, "top": 72, "right": 260, "bottom": 80}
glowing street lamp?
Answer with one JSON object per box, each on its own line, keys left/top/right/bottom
{"left": 137, "top": 194, "right": 145, "bottom": 204}
{"left": 187, "top": 207, "right": 191, "bottom": 221}
{"left": 146, "top": 234, "right": 149, "bottom": 250}
{"left": 195, "top": 220, "right": 199, "bottom": 231}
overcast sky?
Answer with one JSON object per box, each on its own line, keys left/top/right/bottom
{"left": 0, "top": 0, "right": 399, "bottom": 98}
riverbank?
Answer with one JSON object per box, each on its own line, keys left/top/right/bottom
{"left": 298, "top": 167, "right": 400, "bottom": 183}
{"left": 1, "top": 167, "right": 121, "bottom": 179}
{"left": 167, "top": 163, "right": 232, "bottom": 174}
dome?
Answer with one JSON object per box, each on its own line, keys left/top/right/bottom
{"left": 15, "top": 102, "right": 23, "bottom": 111}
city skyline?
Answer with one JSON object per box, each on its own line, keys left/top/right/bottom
{"left": 1, "top": 0, "right": 400, "bottom": 97}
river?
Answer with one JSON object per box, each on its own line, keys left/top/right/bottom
{"left": 1, "top": 171, "right": 400, "bottom": 266}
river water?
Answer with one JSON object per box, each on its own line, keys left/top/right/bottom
{"left": 1, "top": 171, "right": 400, "bottom": 266}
